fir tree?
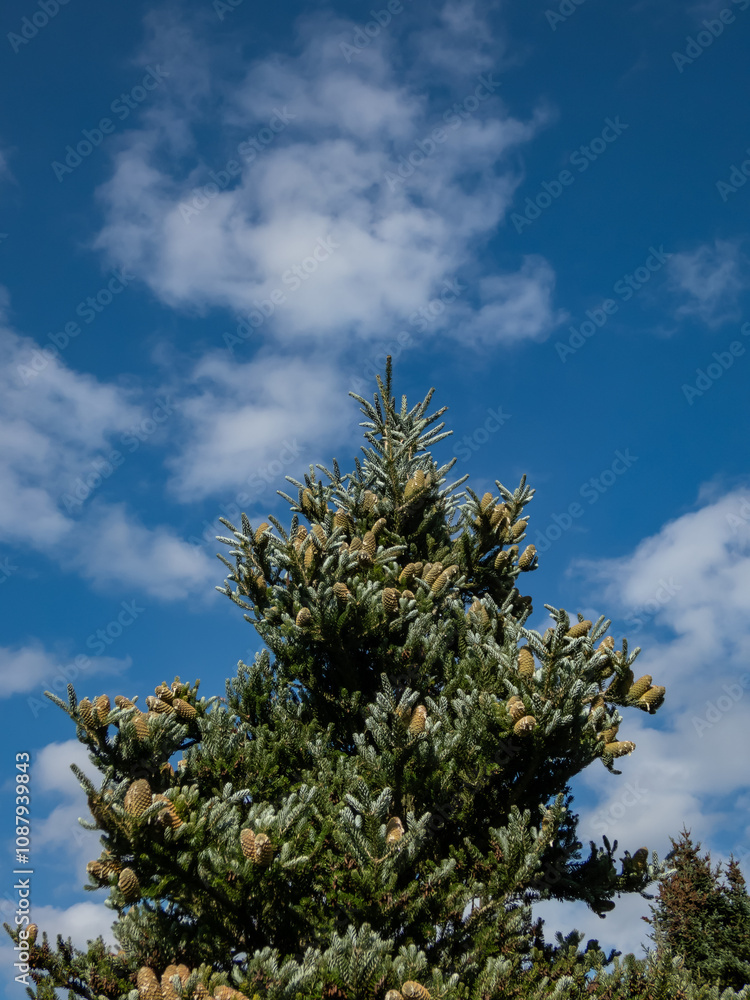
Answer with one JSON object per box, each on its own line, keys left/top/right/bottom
{"left": 11, "top": 361, "right": 748, "bottom": 1000}
{"left": 647, "top": 829, "right": 750, "bottom": 992}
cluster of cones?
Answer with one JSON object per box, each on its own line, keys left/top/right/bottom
{"left": 137, "top": 965, "right": 250, "bottom": 1000}
{"left": 77, "top": 681, "right": 197, "bottom": 742}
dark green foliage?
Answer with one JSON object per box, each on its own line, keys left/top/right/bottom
{"left": 647, "top": 829, "right": 750, "bottom": 992}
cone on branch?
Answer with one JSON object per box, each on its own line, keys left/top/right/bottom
{"left": 383, "top": 587, "right": 400, "bottom": 614}
{"left": 518, "top": 647, "right": 535, "bottom": 679}
{"left": 95, "top": 694, "right": 110, "bottom": 724}
{"left": 480, "top": 492, "right": 494, "bottom": 513}
{"left": 137, "top": 966, "right": 163, "bottom": 1000}
{"left": 118, "top": 867, "right": 141, "bottom": 902}
{"left": 154, "top": 683, "right": 174, "bottom": 704}
{"left": 333, "top": 582, "right": 351, "bottom": 602}
{"left": 372, "top": 517, "right": 387, "bottom": 537}
{"left": 363, "top": 530, "right": 377, "bottom": 558}
{"left": 240, "top": 828, "right": 256, "bottom": 860}
{"left": 514, "top": 715, "right": 536, "bottom": 735}
{"left": 255, "top": 522, "right": 270, "bottom": 543}
{"left": 468, "top": 599, "right": 489, "bottom": 627}
{"left": 173, "top": 697, "right": 197, "bottom": 720}
{"left": 604, "top": 740, "right": 636, "bottom": 758}
{"left": 114, "top": 695, "right": 134, "bottom": 709}
{"left": 385, "top": 992, "right": 403, "bottom": 1000}
{"left": 399, "top": 563, "right": 417, "bottom": 586}
{"left": 124, "top": 778, "right": 152, "bottom": 817}
{"left": 385, "top": 816, "right": 404, "bottom": 845}
{"left": 628, "top": 674, "right": 652, "bottom": 700}
{"left": 507, "top": 697, "right": 525, "bottom": 722}
{"left": 132, "top": 710, "right": 150, "bottom": 741}
{"left": 146, "top": 696, "right": 174, "bottom": 715}
{"left": 638, "top": 685, "right": 666, "bottom": 710}
{"left": 408, "top": 705, "right": 427, "bottom": 734}
{"left": 253, "top": 833, "right": 273, "bottom": 866}
{"left": 26, "top": 923, "right": 37, "bottom": 946}
{"left": 77, "top": 698, "right": 96, "bottom": 729}
{"left": 153, "top": 794, "right": 182, "bottom": 829}
{"left": 518, "top": 544, "right": 536, "bottom": 569}
{"left": 567, "top": 620, "right": 592, "bottom": 639}
{"left": 161, "top": 964, "right": 190, "bottom": 1000}
{"left": 296, "top": 607, "right": 313, "bottom": 628}
{"left": 402, "top": 981, "right": 431, "bottom": 1000}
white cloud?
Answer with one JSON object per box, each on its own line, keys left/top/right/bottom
{"left": 0, "top": 642, "right": 130, "bottom": 698}
{"left": 537, "top": 487, "right": 750, "bottom": 957}
{"left": 668, "top": 239, "right": 750, "bottom": 327}
{"left": 93, "top": 9, "right": 560, "bottom": 349}
{"left": 0, "top": 320, "right": 216, "bottom": 599}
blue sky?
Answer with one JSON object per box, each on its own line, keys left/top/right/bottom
{"left": 2, "top": 0, "right": 750, "bottom": 986}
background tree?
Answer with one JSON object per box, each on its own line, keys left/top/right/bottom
{"left": 12, "top": 361, "right": 738, "bottom": 1000}
{"left": 646, "top": 828, "right": 750, "bottom": 992}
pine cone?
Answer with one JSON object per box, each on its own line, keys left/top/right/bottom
{"left": 154, "top": 684, "right": 174, "bottom": 704}
{"left": 312, "top": 523, "right": 327, "bottom": 544}
{"left": 606, "top": 668, "right": 634, "bottom": 699}
{"left": 512, "top": 519, "right": 528, "bottom": 539}
{"left": 124, "top": 779, "right": 152, "bottom": 817}
{"left": 362, "top": 530, "right": 377, "bottom": 558}
{"left": 638, "top": 685, "right": 666, "bottom": 710}
{"left": 604, "top": 740, "right": 636, "bottom": 758}
{"left": 303, "top": 544, "right": 316, "bottom": 570}
{"left": 363, "top": 490, "right": 377, "bottom": 512}
{"left": 628, "top": 675, "right": 652, "bottom": 700}
{"left": 26, "top": 923, "right": 37, "bottom": 946}
{"left": 371, "top": 517, "right": 387, "bottom": 537}
{"left": 423, "top": 562, "right": 443, "bottom": 587}
{"left": 118, "top": 867, "right": 141, "bottom": 902}
{"left": 95, "top": 694, "right": 111, "bottom": 724}
{"left": 469, "top": 599, "right": 489, "bottom": 627}
{"left": 507, "top": 697, "right": 525, "bottom": 722}
{"left": 255, "top": 522, "right": 270, "bottom": 542}
{"left": 598, "top": 636, "right": 615, "bottom": 651}
{"left": 518, "top": 647, "right": 535, "bottom": 678}
{"left": 349, "top": 536, "right": 363, "bottom": 552}
{"left": 567, "top": 620, "right": 592, "bottom": 638}
{"left": 514, "top": 715, "right": 537, "bottom": 735}
{"left": 296, "top": 608, "right": 313, "bottom": 628}
{"left": 214, "top": 987, "right": 249, "bottom": 1000}
{"left": 192, "top": 986, "right": 211, "bottom": 1000}
{"left": 173, "top": 697, "right": 197, "bottom": 720}
{"left": 518, "top": 544, "right": 536, "bottom": 569}
{"left": 408, "top": 705, "right": 427, "bottom": 734}
{"left": 480, "top": 491, "right": 494, "bottom": 513}
{"left": 153, "top": 794, "right": 182, "bottom": 829}
{"left": 78, "top": 697, "right": 96, "bottom": 728}
{"left": 632, "top": 847, "right": 649, "bottom": 873}
{"left": 494, "top": 549, "right": 512, "bottom": 570}
{"left": 137, "top": 966, "right": 163, "bottom": 1000}
{"left": 598, "top": 724, "right": 619, "bottom": 743}
{"left": 294, "top": 525, "right": 308, "bottom": 548}
{"left": 132, "top": 711, "right": 150, "bottom": 740}
{"left": 114, "top": 695, "right": 134, "bottom": 709}
{"left": 401, "top": 589, "right": 415, "bottom": 602}
{"left": 334, "top": 510, "right": 353, "bottom": 532}
{"left": 146, "top": 696, "right": 174, "bottom": 715}
{"left": 301, "top": 488, "right": 315, "bottom": 516}
{"left": 490, "top": 504, "right": 509, "bottom": 527}
{"left": 253, "top": 833, "right": 274, "bottom": 866}
{"left": 162, "top": 964, "right": 189, "bottom": 1000}
{"left": 240, "top": 828, "right": 256, "bottom": 861}
{"left": 402, "top": 982, "right": 431, "bottom": 1000}
{"left": 333, "top": 582, "right": 351, "bottom": 602}
{"left": 385, "top": 816, "right": 404, "bottom": 845}
{"left": 399, "top": 563, "right": 417, "bottom": 586}
{"left": 383, "top": 587, "right": 400, "bottom": 614}
{"left": 385, "top": 992, "right": 403, "bottom": 1000}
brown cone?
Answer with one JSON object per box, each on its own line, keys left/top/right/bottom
{"left": 408, "top": 705, "right": 427, "bottom": 734}
{"left": 383, "top": 588, "right": 400, "bottom": 614}
{"left": 363, "top": 530, "right": 377, "bottom": 558}
{"left": 137, "top": 967, "right": 163, "bottom": 1000}
{"left": 567, "top": 620, "right": 592, "bottom": 638}
{"left": 124, "top": 779, "right": 152, "bottom": 817}
{"left": 296, "top": 608, "right": 313, "bottom": 628}
{"left": 372, "top": 517, "right": 387, "bottom": 537}
{"left": 146, "top": 696, "right": 174, "bottom": 715}
{"left": 95, "top": 694, "right": 111, "bottom": 724}
{"left": 240, "top": 828, "right": 256, "bottom": 860}
{"left": 385, "top": 992, "right": 404, "bottom": 1000}
{"left": 507, "top": 698, "right": 525, "bottom": 722}
{"left": 518, "top": 647, "right": 535, "bottom": 678}
{"left": 255, "top": 522, "right": 270, "bottom": 542}
{"left": 333, "top": 582, "right": 351, "bottom": 602}
{"left": 154, "top": 684, "right": 174, "bottom": 704}
{"left": 518, "top": 544, "right": 536, "bottom": 569}
{"left": 638, "top": 685, "right": 666, "bottom": 709}
{"left": 115, "top": 695, "right": 134, "bottom": 709}
{"left": 78, "top": 697, "right": 96, "bottom": 728}
{"left": 132, "top": 711, "right": 150, "bottom": 740}
{"left": 385, "top": 816, "right": 404, "bottom": 845}
{"left": 118, "top": 867, "right": 141, "bottom": 902}
{"left": 604, "top": 740, "right": 636, "bottom": 758}
{"left": 514, "top": 715, "right": 537, "bottom": 735}
{"left": 253, "top": 833, "right": 273, "bottom": 866}
{"left": 402, "top": 982, "right": 431, "bottom": 1000}
{"left": 26, "top": 923, "right": 37, "bottom": 946}
{"left": 480, "top": 492, "right": 494, "bottom": 513}
{"left": 153, "top": 794, "right": 182, "bottom": 829}
{"left": 173, "top": 698, "right": 197, "bottom": 720}
{"left": 628, "top": 675, "right": 652, "bottom": 700}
